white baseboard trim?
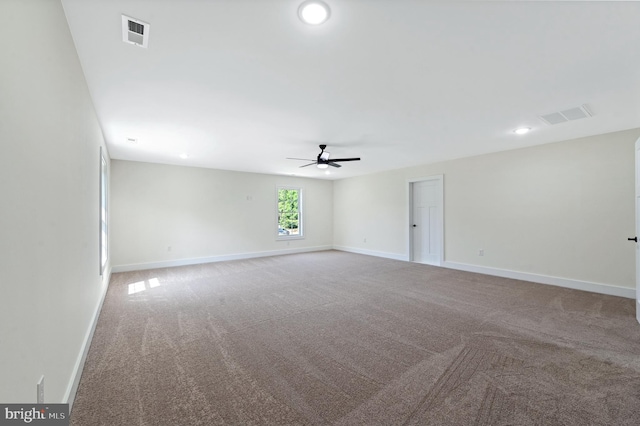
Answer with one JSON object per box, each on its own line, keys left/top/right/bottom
{"left": 331, "top": 248, "right": 635, "bottom": 299}
{"left": 64, "top": 265, "right": 112, "bottom": 409}
{"left": 443, "top": 261, "right": 636, "bottom": 299}
{"left": 112, "top": 246, "right": 334, "bottom": 273}
{"left": 333, "top": 245, "right": 409, "bottom": 262}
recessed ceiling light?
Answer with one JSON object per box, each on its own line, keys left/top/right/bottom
{"left": 179, "top": 153, "right": 189, "bottom": 159}
{"left": 127, "top": 137, "right": 138, "bottom": 144}
{"left": 514, "top": 127, "right": 531, "bottom": 135}
{"left": 324, "top": 170, "right": 330, "bottom": 175}
{"left": 298, "top": 1, "right": 331, "bottom": 25}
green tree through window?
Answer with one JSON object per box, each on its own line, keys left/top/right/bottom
{"left": 278, "top": 188, "right": 301, "bottom": 236}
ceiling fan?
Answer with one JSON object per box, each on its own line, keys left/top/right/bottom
{"left": 287, "top": 144, "right": 361, "bottom": 169}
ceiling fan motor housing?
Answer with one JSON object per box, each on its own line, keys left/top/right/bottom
{"left": 318, "top": 145, "right": 330, "bottom": 162}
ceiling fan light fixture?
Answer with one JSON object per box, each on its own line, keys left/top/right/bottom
{"left": 298, "top": 1, "right": 331, "bottom": 25}
{"left": 317, "top": 163, "right": 329, "bottom": 169}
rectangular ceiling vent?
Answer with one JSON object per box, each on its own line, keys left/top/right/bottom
{"left": 539, "top": 104, "right": 592, "bottom": 126}
{"left": 121, "top": 15, "right": 150, "bottom": 48}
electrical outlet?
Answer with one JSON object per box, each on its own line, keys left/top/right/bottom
{"left": 479, "top": 249, "right": 484, "bottom": 256}
{"left": 363, "top": 238, "right": 367, "bottom": 243}
{"left": 167, "top": 246, "right": 172, "bottom": 252}
{"left": 37, "top": 375, "right": 44, "bottom": 403}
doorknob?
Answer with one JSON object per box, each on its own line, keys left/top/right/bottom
{"left": 412, "top": 224, "right": 417, "bottom": 227}
{"left": 629, "top": 237, "right": 638, "bottom": 242}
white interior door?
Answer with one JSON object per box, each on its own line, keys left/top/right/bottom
{"left": 410, "top": 177, "right": 443, "bottom": 266}
{"left": 635, "top": 138, "right": 640, "bottom": 324}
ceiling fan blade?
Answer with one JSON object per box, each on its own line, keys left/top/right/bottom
{"left": 328, "top": 157, "right": 360, "bottom": 162}
{"left": 328, "top": 162, "right": 342, "bottom": 168}
{"left": 287, "top": 157, "right": 315, "bottom": 161}
{"left": 299, "top": 162, "right": 317, "bottom": 168}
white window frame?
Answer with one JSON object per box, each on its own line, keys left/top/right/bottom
{"left": 99, "top": 147, "right": 108, "bottom": 275}
{"left": 276, "top": 186, "right": 304, "bottom": 240}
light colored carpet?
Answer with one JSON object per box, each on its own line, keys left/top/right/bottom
{"left": 70, "top": 250, "right": 640, "bottom": 425}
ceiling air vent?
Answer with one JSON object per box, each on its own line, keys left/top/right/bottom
{"left": 539, "top": 104, "right": 592, "bottom": 126}
{"left": 121, "top": 15, "right": 150, "bottom": 48}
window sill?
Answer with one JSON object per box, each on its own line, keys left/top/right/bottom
{"left": 277, "top": 235, "right": 305, "bottom": 241}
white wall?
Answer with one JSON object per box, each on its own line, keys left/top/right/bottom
{"left": 334, "top": 129, "right": 639, "bottom": 294}
{"left": 0, "top": 0, "right": 109, "bottom": 404}
{"left": 111, "top": 160, "right": 333, "bottom": 270}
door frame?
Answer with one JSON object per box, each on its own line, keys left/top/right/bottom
{"left": 635, "top": 138, "right": 639, "bottom": 324}
{"left": 408, "top": 175, "right": 444, "bottom": 265}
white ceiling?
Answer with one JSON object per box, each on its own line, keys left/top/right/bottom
{"left": 61, "top": 0, "right": 640, "bottom": 180}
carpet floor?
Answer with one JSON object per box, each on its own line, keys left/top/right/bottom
{"left": 70, "top": 250, "right": 640, "bottom": 425}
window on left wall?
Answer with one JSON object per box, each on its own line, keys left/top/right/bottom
{"left": 99, "top": 147, "right": 108, "bottom": 275}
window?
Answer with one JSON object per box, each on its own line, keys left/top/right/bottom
{"left": 277, "top": 187, "right": 303, "bottom": 238}
{"left": 100, "top": 148, "right": 108, "bottom": 275}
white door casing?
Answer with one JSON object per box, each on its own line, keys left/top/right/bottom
{"left": 409, "top": 176, "right": 443, "bottom": 266}
{"left": 635, "top": 138, "right": 640, "bottom": 324}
